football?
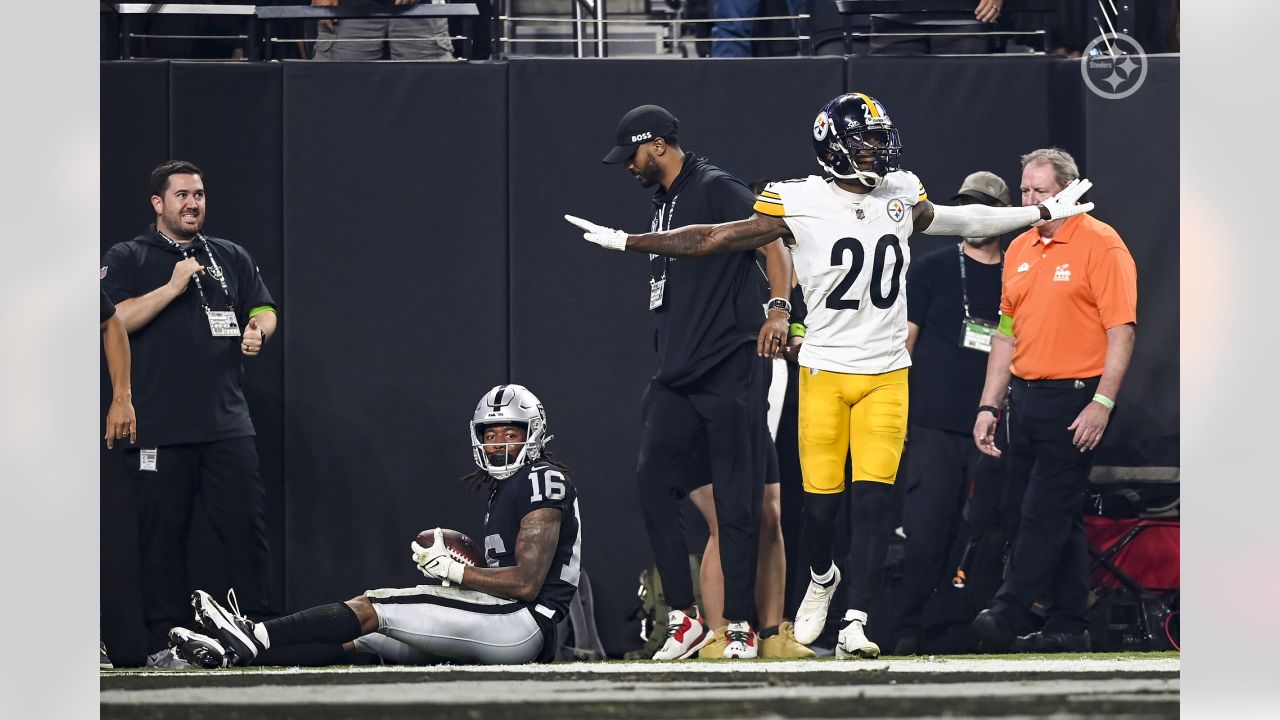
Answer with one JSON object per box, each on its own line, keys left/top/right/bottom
{"left": 415, "top": 527, "right": 485, "bottom": 567}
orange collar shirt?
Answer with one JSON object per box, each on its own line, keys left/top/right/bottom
{"left": 1000, "top": 214, "right": 1138, "bottom": 380}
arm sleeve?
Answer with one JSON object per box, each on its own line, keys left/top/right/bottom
{"left": 234, "top": 246, "right": 276, "bottom": 323}
{"left": 521, "top": 464, "right": 576, "bottom": 517}
{"left": 1089, "top": 246, "right": 1138, "bottom": 328}
{"left": 924, "top": 203, "right": 1041, "bottom": 237}
{"left": 753, "top": 181, "right": 786, "bottom": 218}
{"left": 100, "top": 245, "right": 137, "bottom": 305}
{"left": 712, "top": 175, "right": 757, "bottom": 223}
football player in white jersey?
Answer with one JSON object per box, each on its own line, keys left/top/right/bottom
{"left": 566, "top": 92, "right": 1094, "bottom": 658}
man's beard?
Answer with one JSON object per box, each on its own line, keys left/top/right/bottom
{"left": 964, "top": 236, "right": 998, "bottom": 248}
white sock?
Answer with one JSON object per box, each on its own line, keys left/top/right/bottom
{"left": 811, "top": 564, "right": 836, "bottom": 585}
{"left": 253, "top": 622, "right": 271, "bottom": 649}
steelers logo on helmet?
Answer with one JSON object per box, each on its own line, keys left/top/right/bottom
{"left": 813, "top": 111, "right": 830, "bottom": 141}
{"left": 812, "top": 92, "right": 903, "bottom": 188}
{"left": 470, "top": 384, "right": 553, "bottom": 480}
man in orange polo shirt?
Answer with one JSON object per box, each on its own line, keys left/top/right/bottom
{"left": 970, "top": 148, "right": 1137, "bottom": 653}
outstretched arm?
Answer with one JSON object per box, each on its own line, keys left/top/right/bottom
{"left": 913, "top": 178, "right": 1095, "bottom": 236}
{"left": 566, "top": 213, "right": 792, "bottom": 257}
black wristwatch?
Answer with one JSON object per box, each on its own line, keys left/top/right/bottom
{"left": 977, "top": 405, "right": 1000, "bottom": 417}
{"left": 767, "top": 297, "right": 792, "bottom": 316}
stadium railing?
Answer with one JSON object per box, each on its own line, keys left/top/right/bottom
{"left": 107, "top": 2, "right": 481, "bottom": 61}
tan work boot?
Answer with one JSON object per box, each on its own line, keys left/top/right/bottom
{"left": 760, "top": 621, "right": 817, "bottom": 659}
{"left": 697, "top": 626, "right": 727, "bottom": 658}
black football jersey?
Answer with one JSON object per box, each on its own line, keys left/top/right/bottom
{"left": 482, "top": 460, "right": 582, "bottom": 622}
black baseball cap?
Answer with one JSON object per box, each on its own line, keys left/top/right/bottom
{"left": 602, "top": 105, "right": 679, "bottom": 164}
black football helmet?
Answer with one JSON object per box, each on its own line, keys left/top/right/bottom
{"left": 812, "top": 93, "right": 902, "bottom": 187}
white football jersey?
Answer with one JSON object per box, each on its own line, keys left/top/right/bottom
{"left": 754, "top": 170, "right": 927, "bottom": 374}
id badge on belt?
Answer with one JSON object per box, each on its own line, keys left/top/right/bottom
{"left": 206, "top": 310, "right": 242, "bottom": 337}
{"left": 960, "top": 317, "right": 996, "bottom": 353}
{"left": 649, "top": 278, "right": 666, "bottom": 311}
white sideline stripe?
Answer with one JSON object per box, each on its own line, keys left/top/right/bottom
{"left": 101, "top": 677, "right": 1178, "bottom": 706}
{"left": 103, "top": 656, "right": 1180, "bottom": 677}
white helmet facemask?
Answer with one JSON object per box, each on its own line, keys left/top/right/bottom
{"left": 470, "top": 384, "right": 551, "bottom": 480}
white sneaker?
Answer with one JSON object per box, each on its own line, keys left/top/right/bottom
{"left": 836, "top": 609, "right": 880, "bottom": 659}
{"left": 723, "top": 621, "right": 758, "bottom": 659}
{"left": 652, "top": 607, "right": 712, "bottom": 660}
{"left": 793, "top": 566, "right": 840, "bottom": 645}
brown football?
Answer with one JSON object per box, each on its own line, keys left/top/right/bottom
{"left": 415, "top": 527, "right": 485, "bottom": 567}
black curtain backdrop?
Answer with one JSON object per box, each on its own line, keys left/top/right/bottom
{"left": 100, "top": 56, "right": 1179, "bottom": 659}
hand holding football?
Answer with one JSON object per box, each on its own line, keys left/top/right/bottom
{"left": 413, "top": 527, "right": 484, "bottom": 567}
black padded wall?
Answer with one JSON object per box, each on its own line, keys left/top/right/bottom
{"left": 280, "top": 62, "right": 509, "bottom": 609}
{"left": 507, "top": 58, "right": 845, "bottom": 655}
{"left": 1081, "top": 57, "right": 1180, "bottom": 468}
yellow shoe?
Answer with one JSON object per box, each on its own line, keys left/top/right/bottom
{"left": 698, "top": 626, "right": 727, "bottom": 658}
{"left": 760, "top": 621, "right": 817, "bottom": 659}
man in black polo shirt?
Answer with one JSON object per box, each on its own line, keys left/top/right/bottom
{"left": 100, "top": 160, "right": 278, "bottom": 665}
{"left": 893, "top": 171, "right": 1011, "bottom": 655}
{"left": 600, "top": 105, "right": 794, "bottom": 659}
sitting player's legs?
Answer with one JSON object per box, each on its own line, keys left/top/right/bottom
{"left": 361, "top": 585, "right": 545, "bottom": 665}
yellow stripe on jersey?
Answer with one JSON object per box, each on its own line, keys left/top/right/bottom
{"left": 917, "top": 181, "right": 927, "bottom": 202}
{"left": 760, "top": 190, "right": 781, "bottom": 200}
{"left": 854, "top": 92, "right": 880, "bottom": 118}
{"left": 753, "top": 195, "right": 786, "bottom": 217}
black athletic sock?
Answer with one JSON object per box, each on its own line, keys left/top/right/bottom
{"left": 262, "top": 603, "right": 362, "bottom": 648}
{"left": 803, "top": 490, "right": 844, "bottom": 577}
{"left": 759, "top": 625, "right": 780, "bottom": 639}
{"left": 846, "top": 481, "right": 894, "bottom": 612}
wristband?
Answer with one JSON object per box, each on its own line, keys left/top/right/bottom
{"left": 977, "top": 405, "right": 1000, "bottom": 417}
{"left": 789, "top": 322, "right": 806, "bottom": 338}
{"left": 1092, "top": 393, "right": 1115, "bottom": 410}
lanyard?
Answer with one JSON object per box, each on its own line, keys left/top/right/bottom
{"left": 651, "top": 195, "right": 679, "bottom": 281}
{"left": 958, "top": 242, "right": 1001, "bottom": 320}
{"left": 159, "top": 231, "right": 235, "bottom": 314}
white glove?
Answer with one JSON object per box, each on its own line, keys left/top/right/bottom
{"left": 1035, "top": 178, "right": 1095, "bottom": 226}
{"left": 410, "top": 528, "right": 466, "bottom": 586}
{"left": 565, "top": 214, "right": 628, "bottom": 251}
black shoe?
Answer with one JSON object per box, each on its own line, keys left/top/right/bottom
{"left": 1012, "top": 629, "right": 1091, "bottom": 653}
{"left": 192, "top": 589, "right": 265, "bottom": 666}
{"left": 972, "top": 609, "right": 1014, "bottom": 652}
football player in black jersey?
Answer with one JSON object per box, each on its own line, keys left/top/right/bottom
{"left": 176, "top": 384, "right": 583, "bottom": 667}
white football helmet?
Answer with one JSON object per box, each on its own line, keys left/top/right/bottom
{"left": 470, "top": 384, "right": 551, "bottom": 480}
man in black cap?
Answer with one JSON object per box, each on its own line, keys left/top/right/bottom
{"left": 892, "top": 170, "right": 1012, "bottom": 655}
{"left": 600, "top": 105, "right": 795, "bottom": 660}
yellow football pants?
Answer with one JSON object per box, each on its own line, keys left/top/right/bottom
{"left": 797, "top": 366, "right": 909, "bottom": 494}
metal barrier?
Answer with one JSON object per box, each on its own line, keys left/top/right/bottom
{"left": 108, "top": 3, "right": 480, "bottom": 60}
{"left": 832, "top": 0, "right": 1057, "bottom": 54}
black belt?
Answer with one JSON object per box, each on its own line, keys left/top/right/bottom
{"left": 1013, "top": 376, "right": 1100, "bottom": 389}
